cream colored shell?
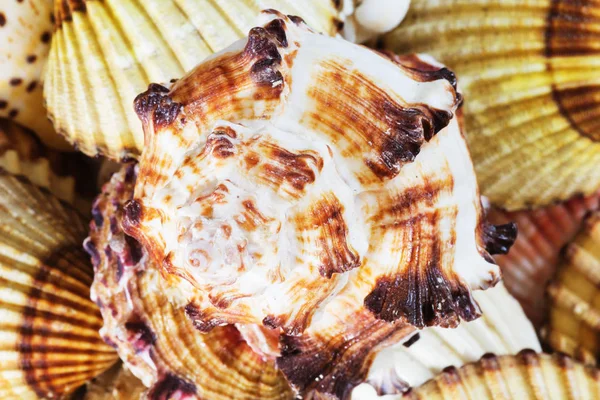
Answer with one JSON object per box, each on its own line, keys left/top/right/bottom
{"left": 0, "top": 172, "right": 117, "bottom": 399}
{"left": 45, "top": 0, "right": 352, "bottom": 160}
{"left": 383, "top": 0, "right": 600, "bottom": 210}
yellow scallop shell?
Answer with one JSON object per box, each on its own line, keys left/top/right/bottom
{"left": 403, "top": 351, "right": 600, "bottom": 399}
{"left": 383, "top": 0, "right": 600, "bottom": 210}
{"left": 0, "top": 172, "right": 118, "bottom": 399}
{"left": 44, "top": 0, "right": 348, "bottom": 160}
{"left": 543, "top": 211, "right": 600, "bottom": 366}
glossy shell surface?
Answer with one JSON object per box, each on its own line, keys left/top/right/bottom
{"left": 0, "top": 171, "right": 117, "bottom": 399}
{"left": 383, "top": 0, "right": 600, "bottom": 210}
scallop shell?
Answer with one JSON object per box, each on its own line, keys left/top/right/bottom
{"left": 353, "top": 283, "right": 541, "bottom": 397}
{"left": 542, "top": 211, "right": 600, "bottom": 366}
{"left": 70, "top": 363, "right": 146, "bottom": 400}
{"left": 0, "top": 171, "right": 118, "bottom": 399}
{"left": 44, "top": 0, "right": 352, "bottom": 160}
{"left": 0, "top": 118, "right": 75, "bottom": 203}
{"left": 402, "top": 351, "right": 600, "bottom": 399}
{"left": 86, "top": 164, "right": 293, "bottom": 399}
{"left": 123, "top": 13, "right": 517, "bottom": 399}
{"left": 0, "top": 0, "right": 71, "bottom": 150}
{"left": 383, "top": 0, "right": 600, "bottom": 210}
{"left": 489, "top": 191, "right": 600, "bottom": 326}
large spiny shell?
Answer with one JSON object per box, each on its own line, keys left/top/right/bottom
{"left": 489, "top": 191, "right": 600, "bottom": 325}
{"left": 402, "top": 351, "right": 600, "bottom": 399}
{"left": 354, "top": 283, "right": 540, "bottom": 398}
{"left": 86, "top": 164, "right": 293, "bottom": 400}
{"left": 542, "top": 211, "right": 600, "bottom": 366}
{"left": 0, "top": 171, "right": 117, "bottom": 399}
{"left": 0, "top": 118, "right": 75, "bottom": 203}
{"left": 44, "top": 0, "right": 353, "bottom": 160}
{"left": 383, "top": 0, "right": 600, "bottom": 210}
{"left": 123, "top": 13, "right": 516, "bottom": 399}
{"left": 0, "top": 0, "right": 70, "bottom": 150}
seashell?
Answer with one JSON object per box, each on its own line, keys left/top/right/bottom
{"left": 69, "top": 363, "right": 146, "bottom": 400}
{"left": 343, "top": 0, "right": 410, "bottom": 43}
{"left": 0, "top": 171, "right": 118, "bottom": 399}
{"left": 542, "top": 211, "right": 600, "bottom": 366}
{"left": 86, "top": 164, "right": 293, "bottom": 399}
{"left": 0, "top": 0, "right": 71, "bottom": 150}
{"left": 45, "top": 0, "right": 353, "bottom": 160}
{"left": 383, "top": 0, "right": 600, "bottom": 210}
{"left": 353, "top": 282, "right": 541, "bottom": 398}
{"left": 0, "top": 118, "right": 76, "bottom": 203}
{"left": 401, "top": 350, "right": 600, "bottom": 399}
{"left": 123, "top": 13, "right": 517, "bottom": 399}
{"left": 489, "top": 191, "right": 600, "bottom": 326}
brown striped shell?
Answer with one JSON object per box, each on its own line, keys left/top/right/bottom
{"left": 0, "top": 171, "right": 117, "bottom": 399}
{"left": 383, "top": 0, "right": 600, "bottom": 210}
{"left": 86, "top": 164, "right": 293, "bottom": 400}
{"left": 0, "top": 118, "right": 75, "bottom": 203}
{"left": 542, "top": 211, "right": 600, "bottom": 366}
{"left": 122, "top": 13, "right": 517, "bottom": 399}
{"left": 44, "top": 0, "right": 352, "bottom": 160}
{"left": 402, "top": 351, "right": 600, "bottom": 399}
{"left": 489, "top": 191, "right": 600, "bottom": 325}
{"left": 0, "top": 0, "right": 70, "bottom": 151}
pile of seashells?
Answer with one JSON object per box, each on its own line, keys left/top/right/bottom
{"left": 1, "top": 1, "right": 599, "bottom": 399}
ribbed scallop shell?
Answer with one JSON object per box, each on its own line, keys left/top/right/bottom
{"left": 0, "top": 0, "right": 70, "bottom": 150}
{"left": 489, "top": 191, "right": 600, "bottom": 325}
{"left": 542, "top": 211, "right": 600, "bottom": 366}
{"left": 0, "top": 118, "right": 75, "bottom": 203}
{"left": 0, "top": 171, "right": 118, "bottom": 399}
{"left": 123, "top": 14, "right": 518, "bottom": 399}
{"left": 383, "top": 0, "right": 600, "bottom": 210}
{"left": 44, "top": 0, "right": 350, "bottom": 160}
{"left": 354, "top": 283, "right": 540, "bottom": 397}
{"left": 87, "top": 164, "right": 293, "bottom": 400}
{"left": 402, "top": 351, "right": 600, "bottom": 399}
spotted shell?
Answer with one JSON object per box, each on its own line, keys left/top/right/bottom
{"left": 489, "top": 191, "right": 600, "bottom": 326}
{"left": 383, "top": 0, "right": 600, "bottom": 210}
{"left": 0, "top": 118, "right": 75, "bottom": 203}
{"left": 402, "top": 351, "right": 600, "bottom": 399}
{"left": 86, "top": 164, "right": 293, "bottom": 400}
{"left": 542, "top": 211, "right": 600, "bottom": 366}
{"left": 123, "top": 12, "right": 517, "bottom": 399}
{"left": 44, "top": 0, "right": 353, "bottom": 160}
{"left": 0, "top": 171, "right": 118, "bottom": 399}
{"left": 0, "top": 0, "right": 70, "bottom": 150}
{"left": 354, "top": 283, "right": 540, "bottom": 398}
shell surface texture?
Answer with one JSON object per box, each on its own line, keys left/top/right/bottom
{"left": 45, "top": 0, "right": 351, "bottom": 160}
{"left": 543, "top": 211, "right": 600, "bottom": 366}
{"left": 123, "top": 11, "right": 515, "bottom": 399}
{"left": 0, "top": 171, "right": 118, "bottom": 399}
{"left": 383, "top": 0, "right": 600, "bottom": 210}
{"left": 0, "top": 0, "right": 70, "bottom": 150}
{"left": 402, "top": 351, "right": 600, "bottom": 400}
{"left": 0, "top": 118, "right": 76, "bottom": 203}
{"left": 355, "top": 282, "right": 541, "bottom": 398}
{"left": 87, "top": 164, "right": 293, "bottom": 400}
{"left": 489, "top": 191, "right": 600, "bottom": 326}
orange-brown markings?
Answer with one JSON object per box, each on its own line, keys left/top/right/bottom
{"left": 303, "top": 59, "right": 453, "bottom": 183}
{"left": 363, "top": 178, "right": 480, "bottom": 328}
{"left": 243, "top": 140, "right": 323, "bottom": 199}
{"left": 277, "top": 309, "right": 414, "bottom": 399}
{"left": 294, "top": 193, "right": 359, "bottom": 278}
{"left": 382, "top": 52, "right": 459, "bottom": 93}
{"left": 546, "top": 0, "right": 600, "bottom": 142}
{"left": 234, "top": 199, "right": 274, "bottom": 232}
{"left": 53, "top": 0, "right": 87, "bottom": 29}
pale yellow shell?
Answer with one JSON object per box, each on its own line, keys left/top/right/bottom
{"left": 70, "top": 363, "right": 146, "bottom": 400}
{"left": 383, "top": 0, "right": 600, "bottom": 210}
{"left": 0, "top": 0, "right": 71, "bottom": 150}
{"left": 0, "top": 118, "right": 75, "bottom": 203}
{"left": 44, "top": 0, "right": 348, "bottom": 160}
{"left": 403, "top": 351, "right": 600, "bottom": 400}
{"left": 543, "top": 211, "right": 600, "bottom": 366}
{"left": 0, "top": 172, "right": 118, "bottom": 399}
